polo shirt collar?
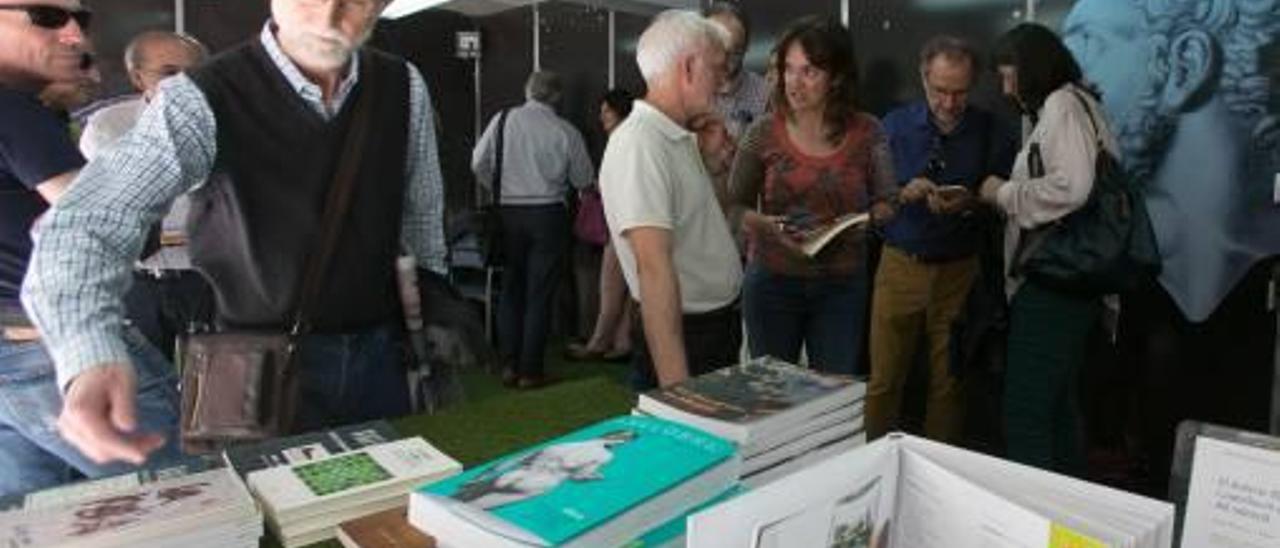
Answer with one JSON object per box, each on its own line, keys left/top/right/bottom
{"left": 632, "top": 100, "right": 694, "bottom": 141}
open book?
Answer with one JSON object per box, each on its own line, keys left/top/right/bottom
{"left": 687, "top": 433, "right": 1174, "bottom": 547}
{"left": 796, "top": 212, "right": 870, "bottom": 257}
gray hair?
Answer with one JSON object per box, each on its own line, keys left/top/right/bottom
{"left": 124, "top": 31, "right": 207, "bottom": 73}
{"left": 919, "top": 35, "right": 978, "bottom": 73}
{"left": 635, "top": 10, "right": 729, "bottom": 83}
{"left": 524, "top": 70, "right": 562, "bottom": 104}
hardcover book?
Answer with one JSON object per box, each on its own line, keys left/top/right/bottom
{"left": 688, "top": 433, "right": 1175, "bottom": 548}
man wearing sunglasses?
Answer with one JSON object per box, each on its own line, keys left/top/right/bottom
{"left": 0, "top": 0, "right": 187, "bottom": 496}
{"left": 23, "top": 0, "right": 447, "bottom": 466}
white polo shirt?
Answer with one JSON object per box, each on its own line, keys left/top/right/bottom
{"left": 599, "top": 100, "right": 742, "bottom": 313}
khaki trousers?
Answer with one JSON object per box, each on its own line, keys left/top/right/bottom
{"left": 866, "top": 245, "right": 978, "bottom": 443}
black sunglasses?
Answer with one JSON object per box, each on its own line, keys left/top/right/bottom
{"left": 0, "top": 4, "right": 92, "bottom": 31}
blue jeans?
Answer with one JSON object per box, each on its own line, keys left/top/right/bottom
{"left": 292, "top": 324, "right": 411, "bottom": 433}
{"left": 742, "top": 263, "right": 868, "bottom": 375}
{"left": 0, "top": 327, "right": 182, "bottom": 496}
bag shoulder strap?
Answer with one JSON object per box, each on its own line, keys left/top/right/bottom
{"left": 290, "top": 50, "right": 381, "bottom": 335}
{"left": 1065, "top": 86, "right": 1103, "bottom": 148}
{"left": 492, "top": 109, "right": 511, "bottom": 206}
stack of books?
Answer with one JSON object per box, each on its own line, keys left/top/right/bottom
{"left": 635, "top": 356, "right": 866, "bottom": 487}
{"left": 408, "top": 415, "right": 740, "bottom": 547}
{"left": 248, "top": 436, "right": 462, "bottom": 548}
{"left": 0, "top": 461, "right": 262, "bottom": 547}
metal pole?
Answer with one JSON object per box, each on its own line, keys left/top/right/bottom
{"left": 1026, "top": 0, "right": 1037, "bottom": 21}
{"left": 1270, "top": 266, "right": 1280, "bottom": 434}
{"left": 174, "top": 0, "right": 185, "bottom": 34}
{"left": 608, "top": 9, "right": 616, "bottom": 88}
{"left": 840, "top": 0, "right": 849, "bottom": 27}
{"left": 532, "top": 1, "right": 541, "bottom": 71}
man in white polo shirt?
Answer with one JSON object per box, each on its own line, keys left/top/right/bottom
{"left": 599, "top": 10, "right": 742, "bottom": 390}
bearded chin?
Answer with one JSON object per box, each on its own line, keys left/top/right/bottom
{"left": 1114, "top": 106, "right": 1176, "bottom": 185}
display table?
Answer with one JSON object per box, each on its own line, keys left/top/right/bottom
{"left": 281, "top": 374, "right": 635, "bottom": 548}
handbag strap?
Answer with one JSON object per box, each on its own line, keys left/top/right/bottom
{"left": 491, "top": 108, "right": 510, "bottom": 206}
{"left": 289, "top": 50, "right": 380, "bottom": 336}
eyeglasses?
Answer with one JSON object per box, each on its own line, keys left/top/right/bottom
{"left": 0, "top": 4, "right": 92, "bottom": 31}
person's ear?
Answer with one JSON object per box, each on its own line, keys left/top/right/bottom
{"left": 128, "top": 69, "right": 146, "bottom": 93}
{"left": 1161, "top": 29, "right": 1218, "bottom": 111}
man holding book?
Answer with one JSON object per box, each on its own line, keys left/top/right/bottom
{"left": 599, "top": 10, "right": 743, "bottom": 390}
{"left": 866, "top": 36, "right": 1015, "bottom": 444}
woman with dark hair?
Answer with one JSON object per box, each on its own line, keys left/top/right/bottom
{"left": 978, "top": 23, "right": 1118, "bottom": 474}
{"left": 727, "top": 16, "right": 896, "bottom": 375}
{"left": 567, "top": 88, "right": 636, "bottom": 361}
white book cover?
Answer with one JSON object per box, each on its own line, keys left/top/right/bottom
{"left": 248, "top": 436, "right": 461, "bottom": 520}
{"left": 688, "top": 433, "right": 1175, "bottom": 548}
{"left": 0, "top": 466, "right": 259, "bottom": 547}
{"left": 1182, "top": 436, "right": 1280, "bottom": 547}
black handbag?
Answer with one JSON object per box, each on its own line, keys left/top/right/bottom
{"left": 178, "top": 51, "right": 379, "bottom": 453}
{"left": 1012, "top": 89, "right": 1161, "bottom": 295}
{"left": 479, "top": 109, "right": 511, "bottom": 266}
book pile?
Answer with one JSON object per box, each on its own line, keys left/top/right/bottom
{"left": 248, "top": 436, "right": 462, "bottom": 548}
{"left": 408, "top": 415, "right": 740, "bottom": 547}
{"left": 686, "top": 433, "right": 1175, "bottom": 548}
{"left": 0, "top": 460, "right": 262, "bottom": 547}
{"left": 635, "top": 356, "right": 866, "bottom": 487}
{"left": 336, "top": 506, "right": 435, "bottom": 548}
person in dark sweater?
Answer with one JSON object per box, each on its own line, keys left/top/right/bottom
{"left": 23, "top": 0, "right": 449, "bottom": 465}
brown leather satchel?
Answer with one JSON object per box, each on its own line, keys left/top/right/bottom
{"left": 178, "top": 52, "right": 379, "bottom": 453}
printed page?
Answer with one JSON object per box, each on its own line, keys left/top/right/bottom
{"left": 686, "top": 438, "right": 895, "bottom": 548}
{"left": 892, "top": 449, "right": 1050, "bottom": 548}
{"left": 1183, "top": 436, "right": 1280, "bottom": 548}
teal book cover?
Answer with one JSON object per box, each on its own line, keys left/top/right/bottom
{"left": 626, "top": 486, "right": 744, "bottom": 547}
{"left": 420, "top": 415, "right": 734, "bottom": 545}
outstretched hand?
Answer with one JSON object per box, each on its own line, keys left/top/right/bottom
{"left": 58, "top": 363, "right": 166, "bottom": 465}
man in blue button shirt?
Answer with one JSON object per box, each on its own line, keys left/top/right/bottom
{"left": 865, "top": 36, "right": 1016, "bottom": 444}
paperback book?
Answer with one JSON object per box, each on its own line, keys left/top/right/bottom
{"left": 0, "top": 466, "right": 261, "bottom": 548}
{"left": 410, "top": 415, "right": 740, "bottom": 547}
{"left": 249, "top": 436, "right": 461, "bottom": 548}
{"left": 0, "top": 454, "right": 223, "bottom": 513}
{"left": 637, "top": 356, "right": 864, "bottom": 446}
{"left": 224, "top": 419, "right": 400, "bottom": 478}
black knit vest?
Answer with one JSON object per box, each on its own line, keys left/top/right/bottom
{"left": 187, "top": 42, "right": 410, "bottom": 332}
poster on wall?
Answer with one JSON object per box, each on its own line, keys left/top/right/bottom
{"left": 1044, "top": 0, "right": 1280, "bottom": 322}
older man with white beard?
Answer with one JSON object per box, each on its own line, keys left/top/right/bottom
{"left": 23, "top": 0, "right": 448, "bottom": 465}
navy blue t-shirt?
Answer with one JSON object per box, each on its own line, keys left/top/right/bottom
{"left": 0, "top": 86, "right": 85, "bottom": 313}
{"left": 881, "top": 101, "right": 1016, "bottom": 260}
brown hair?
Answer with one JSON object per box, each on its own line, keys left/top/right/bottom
{"left": 770, "top": 15, "right": 859, "bottom": 144}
